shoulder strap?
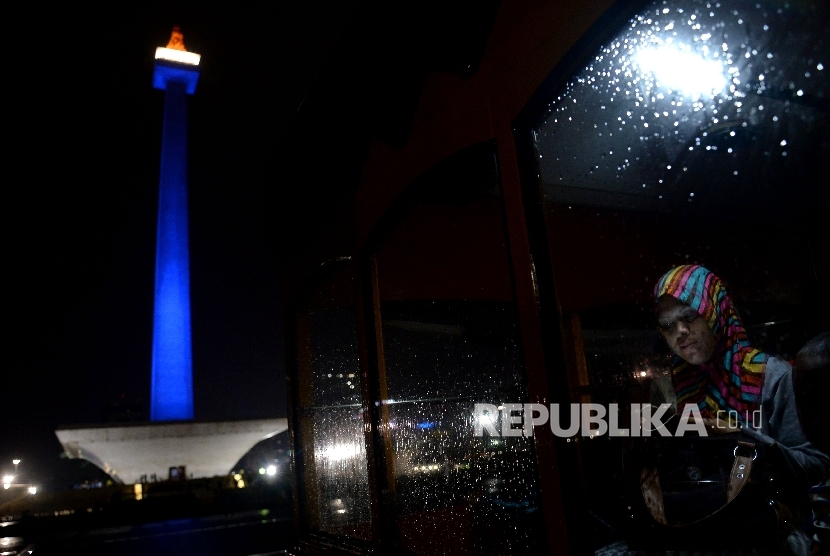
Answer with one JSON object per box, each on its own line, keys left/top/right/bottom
{"left": 640, "top": 440, "right": 756, "bottom": 526}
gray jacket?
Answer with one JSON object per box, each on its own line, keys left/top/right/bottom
{"left": 741, "top": 356, "right": 829, "bottom": 488}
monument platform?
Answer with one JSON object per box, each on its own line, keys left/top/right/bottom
{"left": 55, "top": 418, "right": 287, "bottom": 484}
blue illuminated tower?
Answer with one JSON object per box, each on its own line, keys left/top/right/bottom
{"left": 150, "top": 28, "right": 201, "bottom": 421}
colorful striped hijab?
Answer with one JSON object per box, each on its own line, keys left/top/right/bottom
{"left": 654, "top": 265, "right": 767, "bottom": 421}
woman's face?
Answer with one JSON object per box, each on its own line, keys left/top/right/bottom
{"left": 656, "top": 295, "right": 718, "bottom": 365}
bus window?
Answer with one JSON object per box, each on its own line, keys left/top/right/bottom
{"left": 528, "top": 0, "right": 829, "bottom": 551}
{"left": 371, "top": 141, "right": 548, "bottom": 555}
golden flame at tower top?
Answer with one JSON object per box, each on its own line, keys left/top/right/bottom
{"left": 166, "top": 26, "right": 187, "bottom": 51}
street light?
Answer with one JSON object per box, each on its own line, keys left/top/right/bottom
{"left": 12, "top": 460, "right": 20, "bottom": 475}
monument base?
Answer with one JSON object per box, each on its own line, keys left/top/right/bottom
{"left": 55, "top": 418, "right": 287, "bottom": 484}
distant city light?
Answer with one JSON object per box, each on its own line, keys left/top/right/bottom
{"left": 28, "top": 487, "right": 37, "bottom": 495}
{"left": 266, "top": 465, "right": 277, "bottom": 476}
{"left": 155, "top": 47, "right": 201, "bottom": 66}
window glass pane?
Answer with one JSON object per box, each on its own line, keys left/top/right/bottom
{"left": 530, "top": 0, "right": 829, "bottom": 552}
{"left": 310, "top": 309, "right": 362, "bottom": 407}
{"left": 297, "top": 267, "right": 372, "bottom": 541}
{"left": 304, "top": 404, "right": 370, "bottom": 537}
{"left": 374, "top": 142, "right": 548, "bottom": 556}
{"left": 535, "top": 0, "right": 828, "bottom": 220}
{"left": 382, "top": 301, "right": 523, "bottom": 402}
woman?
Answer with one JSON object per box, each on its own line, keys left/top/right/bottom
{"left": 599, "top": 267, "right": 826, "bottom": 555}
{"left": 654, "top": 264, "right": 828, "bottom": 494}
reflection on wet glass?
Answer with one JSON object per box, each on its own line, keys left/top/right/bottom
{"left": 306, "top": 406, "right": 370, "bottom": 537}
{"left": 302, "top": 307, "right": 371, "bottom": 540}
{"left": 535, "top": 0, "right": 828, "bottom": 216}
{"left": 381, "top": 302, "right": 546, "bottom": 555}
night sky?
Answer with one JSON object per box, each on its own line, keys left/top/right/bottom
{"left": 5, "top": 1, "right": 356, "bottom": 489}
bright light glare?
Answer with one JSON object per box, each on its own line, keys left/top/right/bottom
{"left": 476, "top": 411, "right": 497, "bottom": 429}
{"left": 266, "top": 465, "right": 277, "bottom": 476}
{"left": 2, "top": 476, "right": 12, "bottom": 484}
{"left": 155, "top": 47, "right": 201, "bottom": 66}
{"left": 635, "top": 47, "right": 727, "bottom": 99}
{"left": 321, "top": 444, "right": 358, "bottom": 462}
{"left": 12, "top": 460, "right": 20, "bottom": 465}
{"left": 28, "top": 487, "right": 37, "bottom": 495}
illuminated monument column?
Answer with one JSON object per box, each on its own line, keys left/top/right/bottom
{"left": 53, "top": 30, "right": 288, "bottom": 482}
{"left": 150, "top": 28, "right": 201, "bottom": 421}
